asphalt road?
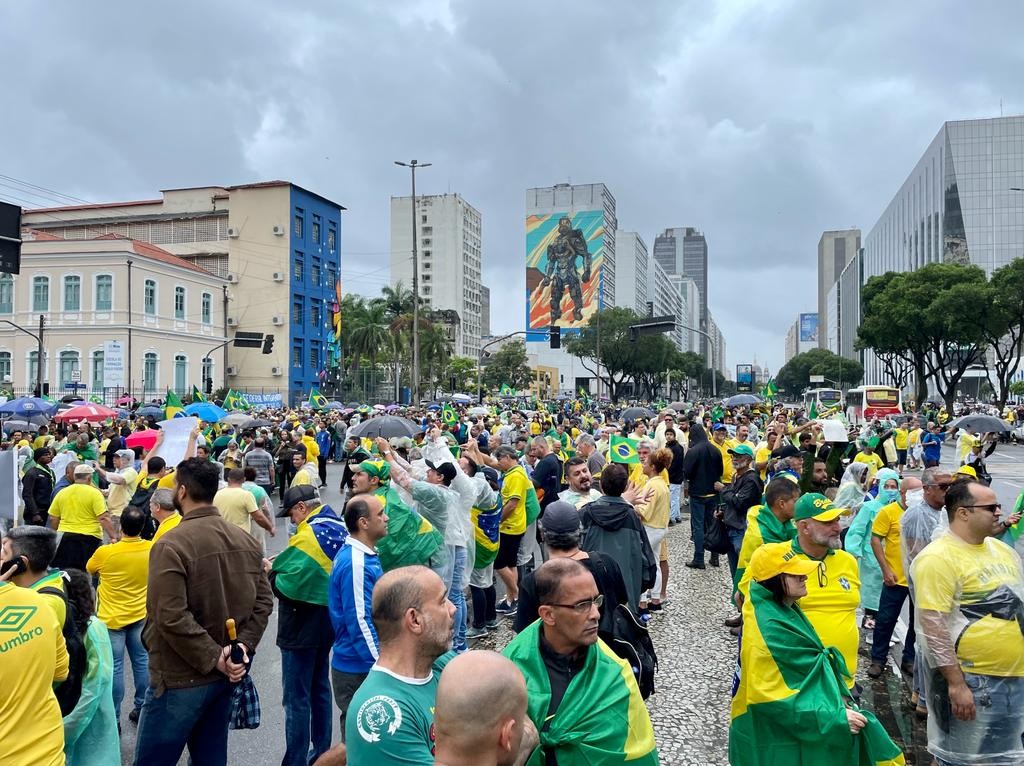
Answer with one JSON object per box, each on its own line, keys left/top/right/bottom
{"left": 114, "top": 443, "right": 1024, "bottom": 765}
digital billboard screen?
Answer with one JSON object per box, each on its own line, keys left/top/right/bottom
{"left": 736, "top": 364, "right": 753, "bottom": 393}
{"left": 799, "top": 313, "right": 819, "bottom": 343}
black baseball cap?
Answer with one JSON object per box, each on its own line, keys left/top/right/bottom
{"left": 279, "top": 485, "right": 317, "bottom": 516}
{"left": 425, "top": 460, "right": 457, "bottom": 486}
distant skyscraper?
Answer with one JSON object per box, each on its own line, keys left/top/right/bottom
{"left": 480, "top": 285, "right": 490, "bottom": 338}
{"left": 653, "top": 227, "right": 709, "bottom": 358}
{"left": 613, "top": 231, "right": 649, "bottom": 317}
{"left": 817, "top": 230, "right": 860, "bottom": 349}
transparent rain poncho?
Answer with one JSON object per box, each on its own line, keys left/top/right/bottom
{"left": 910, "top": 530, "right": 1024, "bottom": 765}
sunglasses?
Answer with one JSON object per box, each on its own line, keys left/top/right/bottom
{"left": 963, "top": 503, "right": 1001, "bottom": 514}
{"left": 924, "top": 483, "right": 951, "bottom": 490}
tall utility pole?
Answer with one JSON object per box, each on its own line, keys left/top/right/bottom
{"left": 395, "top": 159, "right": 431, "bottom": 405}
{"left": 3, "top": 317, "right": 44, "bottom": 396}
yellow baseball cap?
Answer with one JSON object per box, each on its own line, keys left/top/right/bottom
{"left": 793, "top": 492, "right": 847, "bottom": 522}
{"left": 748, "top": 542, "right": 821, "bottom": 582}
{"left": 956, "top": 465, "right": 977, "bottom": 479}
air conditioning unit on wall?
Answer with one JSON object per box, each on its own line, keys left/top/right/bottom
{"left": 272, "top": 272, "right": 285, "bottom": 282}
{"left": 226, "top": 273, "right": 239, "bottom": 283}
{"left": 272, "top": 225, "right": 285, "bottom": 236}
{"left": 226, "top": 366, "right": 239, "bottom": 376}
{"left": 226, "top": 227, "right": 240, "bottom": 238}
{"left": 227, "top": 317, "right": 238, "bottom": 327}
{"left": 272, "top": 316, "right": 284, "bottom": 326}
{"left": 271, "top": 366, "right": 283, "bottom": 376}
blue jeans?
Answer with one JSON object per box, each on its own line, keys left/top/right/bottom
{"left": 933, "top": 674, "right": 1024, "bottom": 765}
{"left": 689, "top": 495, "right": 718, "bottom": 564}
{"left": 726, "top": 526, "right": 745, "bottom": 578}
{"left": 109, "top": 619, "right": 148, "bottom": 721}
{"left": 281, "top": 645, "right": 333, "bottom": 766}
{"left": 870, "top": 583, "right": 916, "bottom": 665}
{"left": 442, "top": 544, "right": 468, "bottom": 652}
{"left": 669, "top": 484, "right": 683, "bottom": 523}
{"left": 133, "top": 678, "right": 234, "bottom": 766}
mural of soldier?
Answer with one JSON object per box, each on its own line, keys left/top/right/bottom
{"left": 540, "top": 216, "right": 592, "bottom": 323}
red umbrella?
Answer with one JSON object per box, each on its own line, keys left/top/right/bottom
{"left": 52, "top": 403, "right": 120, "bottom": 423}
{"left": 125, "top": 430, "right": 159, "bottom": 451}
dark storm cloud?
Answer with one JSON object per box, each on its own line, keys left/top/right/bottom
{"left": 2, "top": 0, "right": 1022, "bottom": 373}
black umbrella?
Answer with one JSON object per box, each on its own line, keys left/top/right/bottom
{"left": 346, "top": 415, "right": 421, "bottom": 439}
{"left": 725, "top": 394, "right": 762, "bottom": 407}
{"left": 668, "top": 401, "right": 688, "bottom": 412}
{"left": 946, "top": 414, "right": 1012, "bottom": 433}
{"left": 239, "top": 417, "right": 275, "bottom": 430}
{"left": 2, "top": 414, "right": 51, "bottom": 432}
{"left": 621, "top": 406, "right": 654, "bottom": 421}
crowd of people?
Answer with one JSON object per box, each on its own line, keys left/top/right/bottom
{"left": 1, "top": 394, "right": 1023, "bottom": 765}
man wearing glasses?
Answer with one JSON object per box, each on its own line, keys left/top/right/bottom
{"left": 911, "top": 481, "right": 1024, "bottom": 766}
{"left": 504, "top": 558, "right": 658, "bottom": 765}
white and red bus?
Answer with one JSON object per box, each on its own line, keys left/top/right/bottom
{"left": 845, "top": 385, "right": 902, "bottom": 425}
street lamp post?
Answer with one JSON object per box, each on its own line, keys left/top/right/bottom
{"left": 395, "top": 160, "right": 431, "bottom": 406}
{"left": 477, "top": 331, "right": 528, "bottom": 403}
{"left": 4, "top": 316, "right": 44, "bottom": 396}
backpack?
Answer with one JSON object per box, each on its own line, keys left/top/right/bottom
{"left": 38, "top": 583, "right": 87, "bottom": 717}
{"left": 608, "top": 603, "right": 658, "bottom": 700}
{"left": 127, "top": 476, "right": 160, "bottom": 539}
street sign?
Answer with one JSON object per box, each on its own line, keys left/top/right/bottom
{"left": 809, "top": 375, "right": 825, "bottom": 383}
{"left": 71, "top": 369, "right": 81, "bottom": 382}
{"left": 64, "top": 382, "right": 86, "bottom": 391}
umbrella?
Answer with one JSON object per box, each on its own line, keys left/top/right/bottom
{"left": 0, "top": 397, "right": 60, "bottom": 418}
{"left": 385, "top": 404, "right": 402, "bottom": 412}
{"left": 451, "top": 393, "right": 472, "bottom": 403}
{"left": 726, "top": 394, "right": 762, "bottom": 407}
{"left": 373, "top": 404, "right": 386, "bottom": 411}
{"left": 325, "top": 401, "right": 347, "bottom": 410}
{"left": 239, "top": 417, "right": 275, "bottom": 430}
{"left": 468, "top": 406, "right": 489, "bottom": 416}
{"left": 342, "top": 408, "right": 355, "bottom": 414}
{"left": 621, "top": 406, "right": 654, "bottom": 421}
{"left": 346, "top": 402, "right": 361, "bottom": 409}
{"left": 668, "top": 401, "right": 688, "bottom": 412}
{"left": 426, "top": 403, "right": 442, "bottom": 411}
{"left": 346, "top": 415, "right": 421, "bottom": 439}
{"left": 125, "top": 430, "right": 160, "bottom": 451}
{"left": 57, "top": 400, "right": 87, "bottom": 410}
{"left": 60, "top": 393, "right": 86, "bottom": 404}
{"left": 946, "top": 414, "right": 1012, "bottom": 433}
{"left": 220, "top": 412, "right": 253, "bottom": 426}
{"left": 52, "top": 403, "right": 119, "bottom": 423}
{"left": 186, "top": 402, "right": 229, "bottom": 422}
{"left": 115, "top": 395, "right": 137, "bottom": 406}
{"left": 2, "top": 415, "right": 51, "bottom": 433}
{"left": 136, "top": 405, "right": 164, "bottom": 418}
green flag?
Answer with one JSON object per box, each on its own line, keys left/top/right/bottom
{"left": 165, "top": 389, "right": 185, "bottom": 419}
{"left": 309, "top": 387, "right": 329, "bottom": 410}
{"left": 499, "top": 383, "right": 513, "bottom": 397}
{"left": 808, "top": 401, "right": 818, "bottom": 419}
{"left": 441, "top": 403, "right": 458, "bottom": 427}
{"left": 191, "top": 385, "right": 207, "bottom": 403}
{"left": 711, "top": 405, "right": 724, "bottom": 422}
{"left": 609, "top": 435, "right": 640, "bottom": 464}
{"left": 89, "top": 394, "right": 103, "bottom": 404}
{"left": 504, "top": 620, "right": 658, "bottom": 766}
{"left": 223, "top": 389, "right": 251, "bottom": 411}
{"left": 374, "top": 484, "right": 443, "bottom": 571}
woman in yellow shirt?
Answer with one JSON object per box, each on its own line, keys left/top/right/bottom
{"left": 635, "top": 447, "right": 672, "bottom": 612}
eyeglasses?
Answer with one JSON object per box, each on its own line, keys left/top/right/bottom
{"left": 816, "top": 563, "right": 828, "bottom": 589}
{"left": 924, "top": 483, "right": 951, "bottom": 490}
{"left": 962, "top": 504, "right": 1001, "bottom": 514}
{"left": 547, "top": 594, "right": 604, "bottom": 613}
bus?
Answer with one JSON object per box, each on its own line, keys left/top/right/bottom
{"left": 845, "top": 385, "right": 902, "bottom": 425}
{"left": 803, "top": 388, "right": 843, "bottom": 415}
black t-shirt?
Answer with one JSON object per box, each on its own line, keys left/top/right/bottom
{"left": 532, "top": 453, "right": 563, "bottom": 510}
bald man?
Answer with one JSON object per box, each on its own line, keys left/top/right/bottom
{"left": 433, "top": 651, "right": 537, "bottom": 766}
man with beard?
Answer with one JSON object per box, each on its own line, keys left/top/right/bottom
{"left": 558, "top": 457, "right": 601, "bottom": 509}
{"left": 345, "top": 566, "right": 456, "bottom": 764}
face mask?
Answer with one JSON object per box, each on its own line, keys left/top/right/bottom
{"left": 878, "top": 488, "right": 900, "bottom": 504}
{"left": 905, "top": 489, "right": 924, "bottom": 507}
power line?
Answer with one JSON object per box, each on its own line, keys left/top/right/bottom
{"left": 0, "top": 173, "right": 92, "bottom": 205}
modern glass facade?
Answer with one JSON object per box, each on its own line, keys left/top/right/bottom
{"left": 862, "top": 116, "right": 1024, "bottom": 382}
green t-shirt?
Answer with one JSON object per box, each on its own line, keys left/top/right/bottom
{"left": 346, "top": 653, "right": 454, "bottom": 764}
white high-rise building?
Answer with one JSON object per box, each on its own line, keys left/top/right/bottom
{"left": 613, "top": 231, "right": 649, "bottom": 317}
{"left": 390, "top": 193, "right": 483, "bottom": 359}
{"left": 669, "top": 274, "right": 701, "bottom": 354}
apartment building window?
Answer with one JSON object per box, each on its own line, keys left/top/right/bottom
{"left": 326, "top": 264, "right": 336, "bottom": 287}
{"left": 95, "top": 275, "right": 112, "bottom": 311}
{"left": 309, "top": 341, "right": 320, "bottom": 370}
{"left": 63, "top": 276, "right": 81, "bottom": 311}
{"left": 91, "top": 350, "right": 103, "bottom": 391}
{"left": 143, "top": 352, "right": 157, "bottom": 391}
{"left": 423, "top": 262, "right": 431, "bottom": 270}
{"left": 144, "top": 280, "right": 156, "bottom": 315}
{"left": 174, "top": 286, "right": 186, "bottom": 319}
{"left": 421, "top": 214, "right": 427, "bottom": 224}
{"left": 292, "top": 341, "right": 303, "bottom": 368}
{"left": 327, "top": 227, "right": 336, "bottom": 252}
{"left": 422, "top": 238, "right": 432, "bottom": 247}
{"left": 294, "top": 254, "right": 304, "bottom": 281}
{"left": 202, "top": 357, "right": 213, "bottom": 388}
{"left": 311, "top": 257, "right": 321, "bottom": 286}
{"left": 0, "top": 275, "right": 12, "bottom": 314}
{"left": 311, "top": 303, "right": 321, "bottom": 327}
{"left": 32, "top": 276, "right": 49, "bottom": 312}
{"left": 28, "top": 350, "right": 45, "bottom": 385}
{"left": 422, "top": 226, "right": 432, "bottom": 235}
{"left": 294, "top": 209, "right": 304, "bottom": 238}
{"left": 201, "top": 292, "right": 212, "bottom": 324}
{"left": 293, "top": 299, "right": 304, "bottom": 326}
{"left": 312, "top": 215, "right": 321, "bottom": 244}
{"left": 0, "top": 351, "right": 10, "bottom": 382}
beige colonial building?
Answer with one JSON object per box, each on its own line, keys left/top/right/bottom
{"left": 0, "top": 233, "right": 227, "bottom": 400}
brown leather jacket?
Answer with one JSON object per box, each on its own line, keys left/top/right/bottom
{"left": 143, "top": 505, "right": 273, "bottom": 694}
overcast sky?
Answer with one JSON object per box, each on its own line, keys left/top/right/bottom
{"left": 3, "top": 0, "right": 1022, "bottom": 374}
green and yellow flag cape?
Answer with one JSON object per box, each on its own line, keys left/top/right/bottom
{"left": 270, "top": 505, "right": 348, "bottom": 606}
{"left": 374, "top": 485, "right": 443, "bottom": 571}
{"left": 504, "top": 621, "right": 658, "bottom": 766}
{"left": 609, "top": 435, "right": 640, "bottom": 464}
{"left": 730, "top": 582, "right": 904, "bottom": 766}
{"left": 165, "top": 389, "right": 185, "bottom": 419}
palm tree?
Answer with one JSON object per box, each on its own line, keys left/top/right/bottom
{"left": 420, "top": 322, "right": 454, "bottom": 396}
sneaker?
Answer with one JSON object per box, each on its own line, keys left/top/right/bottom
{"left": 495, "top": 599, "right": 518, "bottom": 616}
{"left": 484, "top": 618, "right": 501, "bottom": 630}
{"left": 709, "top": 555, "right": 720, "bottom": 568}
{"left": 867, "top": 661, "right": 884, "bottom": 678}
{"left": 128, "top": 707, "right": 141, "bottom": 724}
{"left": 685, "top": 561, "right": 706, "bottom": 570}
{"left": 466, "top": 626, "right": 489, "bottom": 640}
{"left": 723, "top": 614, "right": 742, "bottom": 628}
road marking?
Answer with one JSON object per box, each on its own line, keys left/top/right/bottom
{"left": 1003, "top": 481, "right": 1022, "bottom": 488}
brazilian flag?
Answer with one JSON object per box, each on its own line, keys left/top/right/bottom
{"left": 711, "top": 405, "right": 725, "bottom": 422}
{"left": 89, "top": 394, "right": 103, "bottom": 404}
{"left": 164, "top": 389, "right": 185, "bottom": 419}
{"left": 374, "top": 486, "right": 443, "bottom": 571}
{"left": 309, "top": 387, "right": 329, "bottom": 410}
{"left": 223, "top": 389, "right": 252, "bottom": 411}
{"left": 191, "top": 385, "right": 207, "bottom": 403}
{"left": 441, "top": 402, "right": 458, "bottom": 427}
{"left": 808, "top": 401, "right": 819, "bottom": 419}
{"left": 471, "top": 497, "right": 501, "bottom": 569}
{"left": 505, "top": 620, "right": 658, "bottom": 765}
{"left": 271, "top": 505, "right": 348, "bottom": 606}
{"left": 499, "top": 383, "right": 514, "bottom": 397}
{"left": 729, "top": 582, "right": 905, "bottom": 765}
{"left": 609, "top": 435, "right": 640, "bottom": 464}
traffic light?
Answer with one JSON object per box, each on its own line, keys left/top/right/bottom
{"left": 549, "top": 326, "right": 560, "bottom": 349}
{"left": 205, "top": 376, "right": 213, "bottom": 395}
{"left": 262, "top": 334, "right": 275, "bottom": 354}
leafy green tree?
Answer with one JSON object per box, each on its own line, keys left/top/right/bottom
{"left": 445, "top": 356, "right": 478, "bottom": 393}
{"left": 482, "top": 339, "right": 532, "bottom": 392}
{"left": 1009, "top": 380, "right": 1024, "bottom": 398}
{"left": 776, "top": 348, "right": 863, "bottom": 394}
{"left": 626, "top": 335, "right": 679, "bottom": 401}
{"left": 563, "top": 307, "right": 640, "bottom": 402}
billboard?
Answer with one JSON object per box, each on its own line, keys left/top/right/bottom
{"left": 525, "top": 210, "right": 605, "bottom": 340}
{"left": 736, "top": 364, "right": 753, "bottom": 393}
{"left": 103, "top": 340, "right": 125, "bottom": 388}
{"left": 799, "top": 313, "right": 819, "bottom": 343}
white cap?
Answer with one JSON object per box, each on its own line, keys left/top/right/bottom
{"left": 73, "top": 464, "right": 95, "bottom": 476}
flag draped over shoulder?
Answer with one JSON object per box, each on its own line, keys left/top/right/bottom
{"left": 223, "top": 389, "right": 251, "bottom": 411}
{"left": 609, "top": 435, "right": 640, "bottom": 464}
{"left": 270, "top": 505, "right": 348, "bottom": 606}
{"left": 191, "top": 385, "right": 207, "bottom": 403}
{"left": 309, "top": 387, "right": 329, "bottom": 410}
{"left": 165, "top": 389, "right": 184, "bottom": 419}
{"left": 471, "top": 496, "right": 501, "bottom": 569}
{"left": 504, "top": 621, "right": 658, "bottom": 766}
{"left": 374, "top": 485, "right": 443, "bottom": 571}
{"left": 729, "top": 582, "right": 904, "bottom": 766}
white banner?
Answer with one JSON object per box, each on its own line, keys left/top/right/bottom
{"left": 103, "top": 340, "right": 125, "bottom": 388}
{"left": 148, "top": 416, "right": 199, "bottom": 467}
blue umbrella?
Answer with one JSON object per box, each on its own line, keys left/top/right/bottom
{"left": 185, "top": 401, "right": 229, "bottom": 422}
{"left": 136, "top": 405, "right": 164, "bottom": 418}
{"left": 0, "top": 397, "right": 59, "bottom": 418}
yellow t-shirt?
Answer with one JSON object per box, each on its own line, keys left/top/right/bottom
{"left": 86, "top": 536, "right": 153, "bottom": 629}
{"left": 636, "top": 476, "right": 670, "bottom": 529}
{"left": 152, "top": 512, "right": 182, "bottom": 542}
{"left": 106, "top": 467, "right": 139, "bottom": 517}
{"left": 713, "top": 438, "right": 738, "bottom": 484}
{"left": 908, "top": 428, "right": 922, "bottom": 447}
{"left": 48, "top": 482, "right": 108, "bottom": 538}
{"left": 912, "top": 534, "right": 1024, "bottom": 677}
{"left": 213, "top": 486, "right": 259, "bottom": 534}
{"left": 754, "top": 444, "right": 772, "bottom": 482}
{"left": 871, "top": 500, "right": 907, "bottom": 586}
{"left": 853, "top": 452, "right": 885, "bottom": 485}
{"left": 499, "top": 465, "right": 530, "bottom": 535}
{"left": 0, "top": 582, "right": 68, "bottom": 766}
{"left": 893, "top": 428, "right": 910, "bottom": 450}
{"left": 29, "top": 570, "right": 68, "bottom": 627}
{"left": 794, "top": 544, "right": 862, "bottom": 686}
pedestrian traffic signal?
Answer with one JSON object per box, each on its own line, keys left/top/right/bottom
{"left": 262, "top": 334, "right": 275, "bottom": 354}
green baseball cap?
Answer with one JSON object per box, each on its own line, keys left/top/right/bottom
{"left": 727, "top": 444, "right": 755, "bottom": 459}
{"left": 793, "top": 492, "right": 847, "bottom": 522}
{"left": 357, "top": 459, "right": 391, "bottom": 484}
